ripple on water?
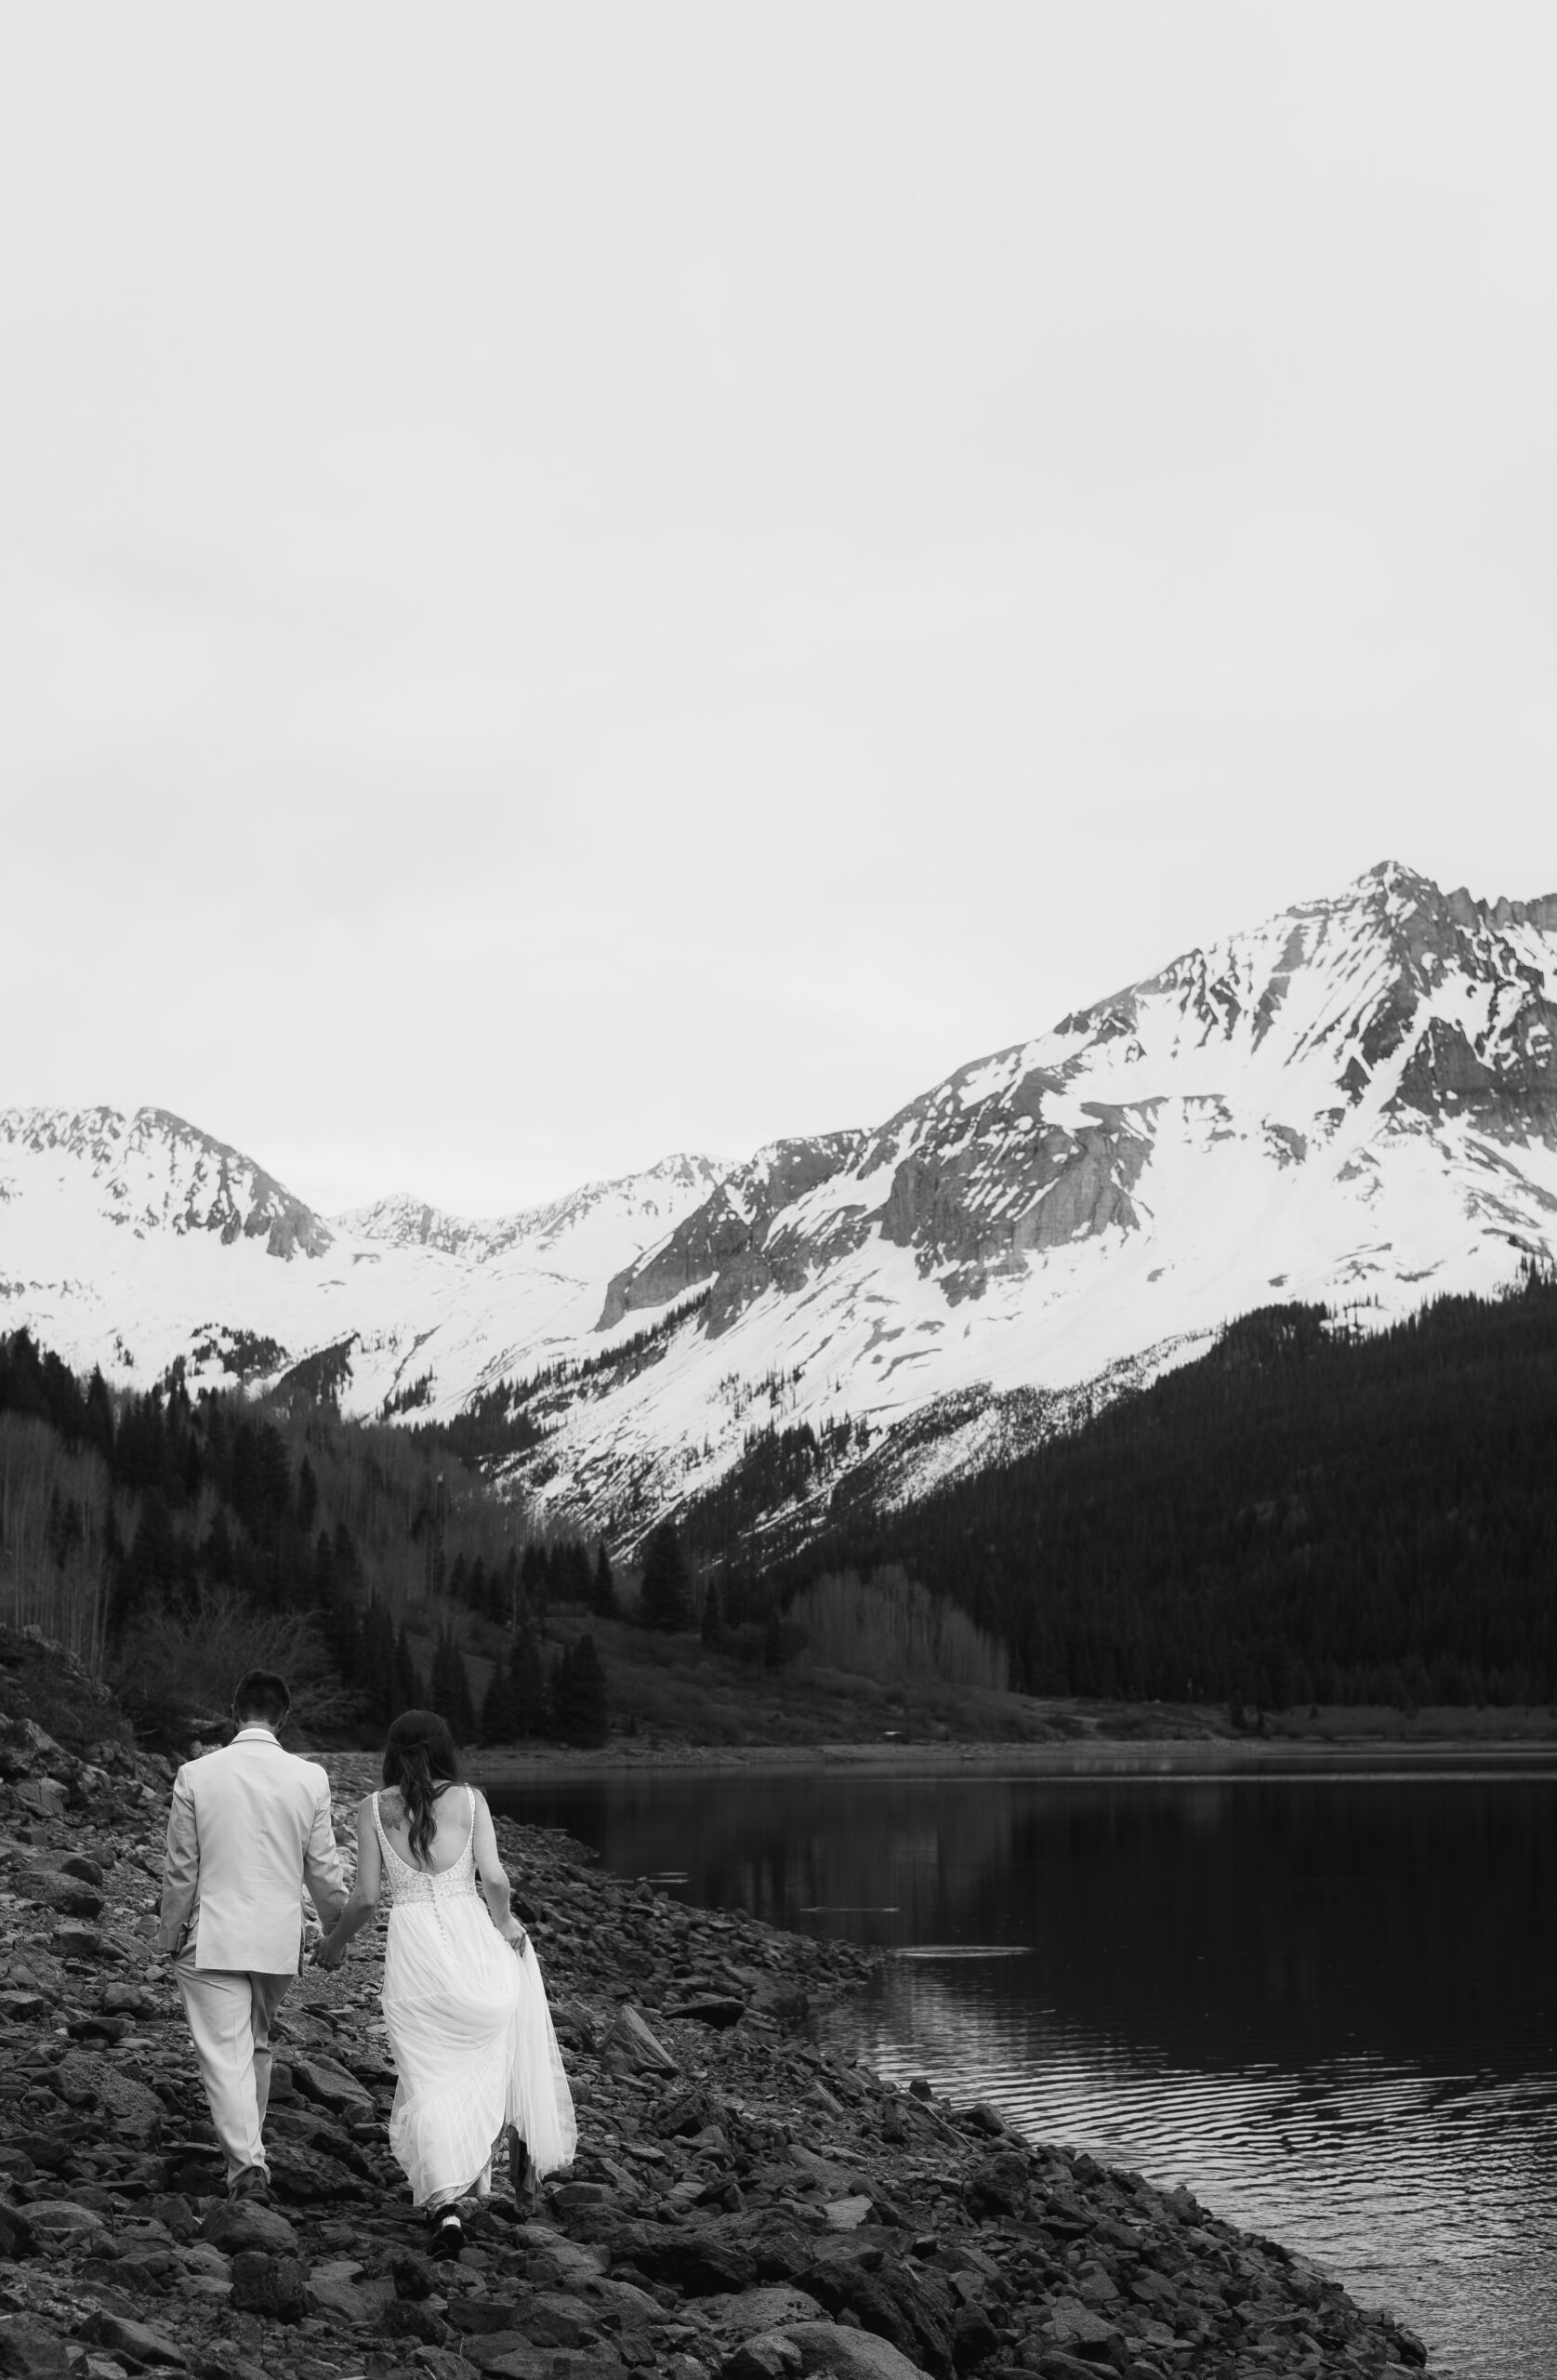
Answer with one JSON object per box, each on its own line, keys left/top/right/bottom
{"left": 825, "top": 1969, "right": 1557, "bottom": 2380}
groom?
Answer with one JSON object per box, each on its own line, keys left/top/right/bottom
{"left": 158, "top": 1669, "right": 349, "bottom": 2200}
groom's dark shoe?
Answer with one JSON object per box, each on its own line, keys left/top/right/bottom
{"left": 230, "top": 2166, "right": 274, "bottom": 2205}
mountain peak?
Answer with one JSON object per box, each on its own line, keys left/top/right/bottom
{"left": 336, "top": 1154, "right": 728, "bottom": 1265}
{"left": 0, "top": 1104, "right": 331, "bottom": 1259}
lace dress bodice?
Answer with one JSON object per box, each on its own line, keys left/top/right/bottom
{"left": 372, "top": 1790, "right": 480, "bottom": 1908}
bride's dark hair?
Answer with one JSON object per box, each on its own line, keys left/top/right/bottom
{"left": 382, "top": 1710, "right": 461, "bottom": 1868}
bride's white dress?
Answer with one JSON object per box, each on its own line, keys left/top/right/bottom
{"left": 371, "top": 1789, "right": 576, "bottom": 2206}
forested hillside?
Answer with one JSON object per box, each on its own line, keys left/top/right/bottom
{"left": 0, "top": 1329, "right": 610, "bottom": 1747}
{"left": 783, "top": 1268, "right": 1557, "bottom": 1710}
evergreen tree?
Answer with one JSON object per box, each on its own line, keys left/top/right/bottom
{"left": 83, "top": 1368, "right": 115, "bottom": 1466}
{"left": 554, "top": 1540, "right": 593, "bottom": 1605}
{"left": 490, "top": 1549, "right": 518, "bottom": 1626}
{"left": 521, "top": 1541, "right": 550, "bottom": 1611}
{"left": 333, "top": 1519, "right": 361, "bottom": 1587}
{"left": 297, "top": 1455, "right": 318, "bottom": 1536}
{"left": 394, "top": 1623, "right": 426, "bottom": 1716}
{"left": 429, "top": 1626, "right": 476, "bottom": 1741}
{"left": 700, "top": 1572, "right": 722, "bottom": 1647}
{"left": 639, "top": 1519, "right": 691, "bottom": 1632}
{"left": 113, "top": 1488, "right": 180, "bottom": 1633}
{"left": 590, "top": 1541, "right": 618, "bottom": 1620}
{"left": 359, "top": 1598, "right": 399, "bottom": 1726}
{"left": 553, "top": 1634, "right": 609, "bottom": 1746}
{"left": 480, "top": 1649, "right": 519, "bottom": 1744}
{"left": 509, "top": 1607, "right": 549, "bottom": 1739}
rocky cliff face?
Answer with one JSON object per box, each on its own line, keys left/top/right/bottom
{"left": 599, "top": 1139, "right": 866, "bottom": 1333}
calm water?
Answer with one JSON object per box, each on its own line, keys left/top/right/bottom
{"left": 488, "top": 1765, "right": 1557, "bottom": 2380}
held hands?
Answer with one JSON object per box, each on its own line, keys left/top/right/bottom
{"left": 311, "top": 1935, "right": 347, "bottom": 1970}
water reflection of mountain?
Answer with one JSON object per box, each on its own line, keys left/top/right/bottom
{"left": 494, "top": 1773, "right": 1557, "bottom": 2084}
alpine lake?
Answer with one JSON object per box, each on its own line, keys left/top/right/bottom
{"left": 484, "top": 1751, "right": 1557, "bottom": 2380}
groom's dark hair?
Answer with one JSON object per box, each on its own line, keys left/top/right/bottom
{"left": 232, "top": 1670, "right": 291, "bottom": 1728}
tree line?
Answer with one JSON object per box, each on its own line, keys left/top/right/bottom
{"left": 781, "top": 1269, "right": 1557, "bottom": 1710}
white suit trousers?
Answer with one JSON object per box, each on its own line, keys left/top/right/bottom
{"left": 176, "top": 1947, "right": 293, "bottom": 2186}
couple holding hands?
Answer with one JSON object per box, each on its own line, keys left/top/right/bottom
{"left": 157, "top": 1670, "right": 575, "bottom": 2263}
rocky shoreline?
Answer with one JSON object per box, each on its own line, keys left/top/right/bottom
{"left": 0, "top": 1720, "right": 1432, "bottom": 2380}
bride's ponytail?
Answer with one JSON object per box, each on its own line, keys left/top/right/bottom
{"left": 383, "top": 1710, "right": 461, "bottom": 1866}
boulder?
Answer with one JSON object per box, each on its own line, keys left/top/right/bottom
{"left": 80, "top": 2309, "right": 190, "bottom": 2368}
{"left": 288, "top": 2055, "right": 375, "bottom": 2122}
{"left": 49, "top": 1920, "right": 114, "bottom": 1960}
{"left": 798, "top": 2259, "right": 932, "bottom": 2373}
{"left": 721, "top": 2336, "right": 804, "bottom": 2380}
{"left": 410, "top": 2352, "right": 482, "bottom": 2380}
{"left": 443, "top": 2299, "right": 529, "bottom": 2339}
{"left": 230, "top": 2250, "right": 310, "bottom": 2323}
{"left": 608, "top": 2004, "right": 679, "bottom": 2075}
{"left": 0, "top": 2205, "right": 35, "bottom": 2261}
{"left": 1041, "top": 2301, "right": 1127, "bottom": 2369}
{"left": 718, "top": 2289, "right": 827, "bottom": 2336}
{"left": 197, "top": 2197, "right": 299, "bottom": 2255}
{"left": 781, "top": 2322, "right": 930, "bottom": 2380}
{"left": 265, "top": 2137, "right": 371, "bottom": 2201}
{"left": 664, "top": 1995, "right": 746, "bottom": 2030}
{"left": 613, "top": 2221, "right": 758, "bottom": 2296}
{"left": 391, "top": 2246, "right": 438, "bottom": 2299}
{"left": 55, "top": 2048, "right": 164, "bottom": 2145}
{"left": 15, "top": 1870, "right": 102, "bottom": 1920}
{"left": 951, "top": 2307, "right": 1000, "bottom": 2372}
{"left": 0, "top": 1720, "right": 68, "bottom": 1780}
{"left": 21, "top": 2200, "right": 111, "bottom": 2256}
{"left": 963, "top": 2155, "right": 1029, "bottom": 2223}
{"left": 382, "top": 2297, "right": 452, "bottom": 2346}
{"left": 0, "top": 2314, "right": 72, "bottom": 2375}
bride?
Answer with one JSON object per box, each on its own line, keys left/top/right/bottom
{"left": 313, "top": 1710, "right": 576, "bottom": 2259}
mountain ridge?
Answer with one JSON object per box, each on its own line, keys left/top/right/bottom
{"left": 3, "top": 859, "right": 1554, "bottom": 1547}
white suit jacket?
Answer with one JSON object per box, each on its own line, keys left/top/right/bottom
{"left": 158, "top": 1725, "right": 348, "bottom": 1973}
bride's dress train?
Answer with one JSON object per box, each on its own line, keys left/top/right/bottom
{"left": 371, "top": 1791, "right": 575, "bottom": 2206}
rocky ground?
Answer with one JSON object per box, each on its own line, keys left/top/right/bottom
{"left": 0, "top": 1717, "right": 1433, "bottom": 2380}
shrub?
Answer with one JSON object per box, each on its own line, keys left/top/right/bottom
{"left": 110, "top": 1586, "right": 351, "bottom": 1747}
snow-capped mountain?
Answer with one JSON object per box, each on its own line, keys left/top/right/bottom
{"left": 3, "top": 863, "right": 1554, "bottom": 1546}
{"left": 0, "top": 1117, "right": 725, "bottom": 1415}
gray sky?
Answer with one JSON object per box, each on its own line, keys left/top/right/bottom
{"left": 3, "top": 5, "right": 1554, "bottom": 1216}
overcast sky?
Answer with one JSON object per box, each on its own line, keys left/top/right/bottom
{"left": 3, "top": 6, "right": 1554, "bottom": 1217}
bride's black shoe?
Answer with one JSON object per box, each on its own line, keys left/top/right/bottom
{"left": 429, "top": 2210, "right": 463, "bottom": 2263}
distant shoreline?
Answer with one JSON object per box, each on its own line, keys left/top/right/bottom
{"left": 464, "top": 1728, "right": 1557, "bottom": 1789}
